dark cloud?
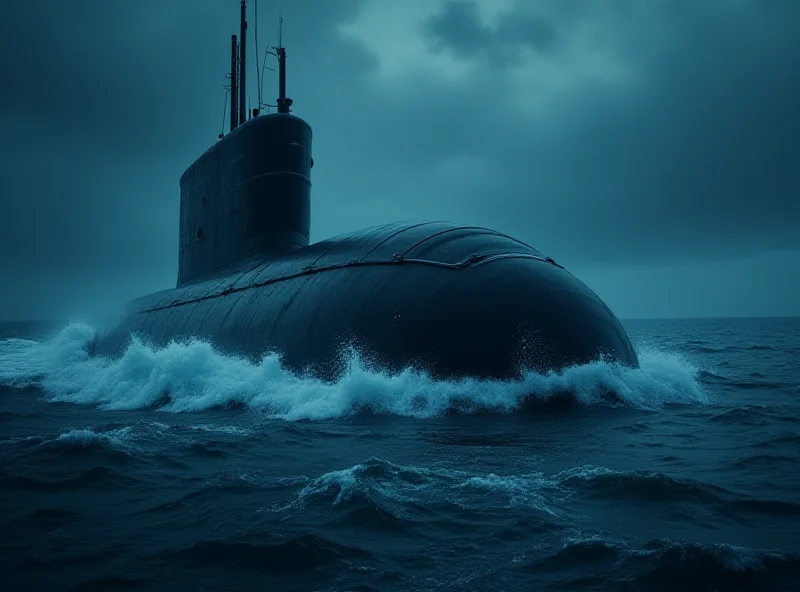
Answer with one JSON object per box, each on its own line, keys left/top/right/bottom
{"left": 425, "top": 0, "right": 556, "bottom": 62}
{"left": 377, "top": 0, "right": 800, "bottom": 264}
{"left": 0, "top": 0, "right": 797, "bottom": 319}
{"left": 0, "top": 0, "right": 364, "bottom": 160}
{"left": 0, "top": 0, "right": 369, "bottom": 319}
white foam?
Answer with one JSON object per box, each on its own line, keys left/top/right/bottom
{"left": 271, "top": 459, "right": 573, "bottom": 516}
{"left": 0, "top": 322, "right": 708, "bottom": 420}
{"left": 53, "top": 426, "right": 137, "bottom": 451}
{"left": 460, "top": 473, "right": 558, "bottom": 513}
{"left": 275, "top": 459, "right": 469, "bottom": 511}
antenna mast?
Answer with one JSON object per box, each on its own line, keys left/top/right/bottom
{"left": 254, "top": 0, "right": 261, "bottom": 108}
{"left": 238, "top": 0, "right": 247, "bottom": 125}
{"left": 229, "top": 34, "right": 238, "bottom": 131}
{"left": 277, "top": 48, "right": 289, "bottom": 113}
{"left": 276, "top": 17, "right": 292, "bottom": 114}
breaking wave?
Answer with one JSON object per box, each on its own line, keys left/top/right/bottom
{"left": 0, "top": 322, "right": 707, "bottom": 420}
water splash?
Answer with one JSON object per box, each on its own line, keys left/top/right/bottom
{"left": 0, "top": 322, "right": 707, "bottom": 419}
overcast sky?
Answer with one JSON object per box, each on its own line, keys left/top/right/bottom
{"left": 0, "top": 0, "right": 797, "bottom": 321}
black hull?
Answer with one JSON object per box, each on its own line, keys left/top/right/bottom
{"left": 94, "top": 222, "right": 638, "bottom": 380}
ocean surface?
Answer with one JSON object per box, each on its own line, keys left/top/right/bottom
{"left": 0, "top": 317, "right": 798, "bottom": 591}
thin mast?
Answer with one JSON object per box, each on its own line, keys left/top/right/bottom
{"left": 239, "top": 0, "right": 247, "bottom": 125}
{"left": 277, "top": 48, "right": 287, "bottom": 113}
{"left": 229, "top": 34, "right": 238, "bottom": 131}
{"left": 276, "top": 17, "right": 291, "bottom": 114}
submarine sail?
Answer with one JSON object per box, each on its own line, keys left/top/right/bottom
{"left": 94, "top": 1, "right": 639, "bottom": 380}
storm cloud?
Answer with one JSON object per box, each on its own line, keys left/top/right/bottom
{"left": 0, "top": 0, "right": 797, "bottom": 319}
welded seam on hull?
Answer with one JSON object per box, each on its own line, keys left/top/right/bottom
{"left": 471, "top": 253, "right": 564, "bottom": 269}
{"left": 176, "top": 254, "right": 278, "bottom": 291}
{"left": 229, "top": 258, "right": 277, "bottom": 289}
{"left": 179, "top": 286, "right": 230, "bottom": 333}
{"left": 139, "top": 252, "right": 560, "bottom": 314}
{"left": 402, "top": 226, "right": 501, "bottom": 255}
{"left": 233, "top": 170, "right": 311, "bottom": 189}
{"left": 216, "top": 290, "right": 250, "bottom": 333}
{"left": 400, "top": 225, "right": 547, "bottom": 259}
{"left": 403, "top": 223, "right": 542, "bottom": 255}
{"left": 172, "top": 276, "right": 232, "bottom": 304}
{"left": 359, "top": 221, "right": 441, "bottom": 260}
{"left": 308, "top": 225, "right": 387, "bottom": 269}
{"left": 225, "top": 276, "right": 275, "bottom": 337}
{"left": 238, "top": 282, "right": 281, "bottom": 346}
{"left": 273, "top": 273, "right": 315, "bottom": 326}
{"left": 175, "top": 300, "right": 204, "bottom": 335}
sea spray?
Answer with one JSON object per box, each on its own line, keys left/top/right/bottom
{"left": 0, "top": 322, "right": 708, "bottom": 419}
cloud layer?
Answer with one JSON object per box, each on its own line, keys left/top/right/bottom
{"left": 0, "top": 0, "right": 797, "bottom": 318}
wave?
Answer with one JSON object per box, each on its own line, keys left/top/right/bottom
{"left": 556, "top": 465, "right": 730, "bottom": 503}
{"left": 685, "top": 343, "right": 780, "bottom": 354}
{"left": 193, "top": 458, "right": 564, "bottom": 525}
{"left": 521, "top": 536, "right": 799, "bottom": 590}
{"left": 0, "top": 421, "right": 255, "bottom": 470}
{"left": 0, "top": 426, "right": 141, "bottom": 465}
{"left": 260, "top": 458, "right": 800, "bottom": 526}
{"left": 0, "top": 322, "right": 707, "bottom": 420}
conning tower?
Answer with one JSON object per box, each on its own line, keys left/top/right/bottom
{"left": 177, "top": 1, "right": 312, "bottom": 287}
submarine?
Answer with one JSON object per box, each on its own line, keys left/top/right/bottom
{"left": 94, "top": 1, "right": 638, "bottom": 380}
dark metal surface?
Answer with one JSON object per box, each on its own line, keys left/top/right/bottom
{"left": 178, "top": 113, "right": 312, "bottom": 287}
{"left": 96, "top": 221, "right": 639, "bottom": 380}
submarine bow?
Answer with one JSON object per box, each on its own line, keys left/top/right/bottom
{"left": 94, "top": 1, "right": 639, "bottom": 380}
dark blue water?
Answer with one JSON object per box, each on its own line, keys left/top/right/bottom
{"left": 1, "top": 318, "right": 798, "bottom": 591}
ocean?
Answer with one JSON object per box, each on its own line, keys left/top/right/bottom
{"left": 0, "top": 317, "right": 798, "bottom": 591}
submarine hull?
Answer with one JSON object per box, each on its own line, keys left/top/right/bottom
{"left": 95, "top": 222, "right": 638, "bottom": 380}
